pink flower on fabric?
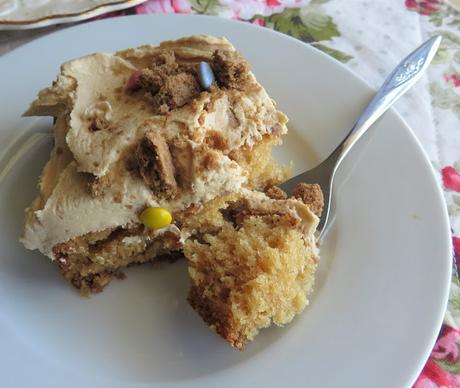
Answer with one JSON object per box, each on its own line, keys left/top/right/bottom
{"left": 219, "top": 0, "right": 308, "bottom": 20}
{"left": 443, "top": 73, "right": 460, "bottom": 88}
{"left": 442, "top": 166, "right": 460, "bottom": 192}
{"left": 414, "top": 376, "right": 438, "bottom": 388}
{"left": 252, "top": 17, "right": 266, "bottom": 26}
{"left": 172, "top": 0, "right": 192, "bottom": 13}
{"left": 415, "top": 325, "right": 460, "bottom": 387}
{"left": 405, "top": 0, "right": 441, "bottom": 15}
{"left": 432, "top": 328, "right": 460, "bottom": 363}
{"left": 414, "top": 358, "right": 453, "bottom": 388}
{"left": 136, "top": 0, "right": 191, "bottom": 14}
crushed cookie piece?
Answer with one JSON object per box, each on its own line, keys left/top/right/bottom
{"left": 220, "top": 200, "right": 246, "bottom": 227}
{"left": 178, "top": 62, "right": 199, "bottom": 75}
{"left": 83, "top": 100, "right": 113, "bottom": 132}
{"left": 135, "top": 131, "right": 178, "bottom": 197}
{"left": 264, "top": 185, "right": 287, "bottom": 200}
{"left": 137, "top": 50, "right": 179, "bottom": 96}
{"left": 221, "top": 199, "right": 297, "bottom": 229}
{"left": 205, "top": 130, "right": 229, "bottom": 151}
{"left": 211, "top": 49, "right": 251, "bottom": 90}
{"left": 135, "top": 49, "right": 201, "bottom": 114}
{"left": 291, "top": 183, "right": 324, "bottom": 217}
{"left": 169, "top": 140, "right": 194, "bottom": 188}
{"left": 152, "top": 49, "right": 178, "bottom": 69}
{"left": 151, "top": 72, "right": 201, "bottom": 113}
{"left": 201, "top": 150, "right": 220, "bottom": 171}
{"left": 88, "top": 117, "right": 111, "bottom": 132}
{"left": 85, "top": 173, "right": 111, "bottom": 197}
{"left": 125, "top": 151, "right": 138, "bottom": 173}
{"left": 138, "top": 68, "right": 163, "bottom": 96}
{"left": 113, "top": 192, "right": 123, "bottom": 203}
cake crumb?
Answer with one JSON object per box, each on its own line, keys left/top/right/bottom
{"left": 201, "top": 150, "right": 221, "bottom": 171}
{"left": 114, "top": 271, "right": 126, "bottom": 280}
{"left": 264, "top": 185, "right": 287, "bottom": 200}
{"left": 85, "top": 173, "right": 111, "bottom": 197}
{"left": 292, "top": 183, "right": 324, "bottom": 217}
{"left": 134, "top": 130, "right": 178, "bottom": 197}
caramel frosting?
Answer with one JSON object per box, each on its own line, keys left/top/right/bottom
{"left": 21, "top": 35, "right": 288, "bottom": 258}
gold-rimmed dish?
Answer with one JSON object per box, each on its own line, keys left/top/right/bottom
{"left": 0, "top": 0, "right": 147, "bottom": 30}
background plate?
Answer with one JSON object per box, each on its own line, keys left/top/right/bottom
{"left": 0, "top": 15, "right": 452, "bottom": 388}
{"left": 0, "top": 0, "right": 147, "bottom": 30}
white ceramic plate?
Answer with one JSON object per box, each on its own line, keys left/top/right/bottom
{"left": 0, "top": 0, "right": 147, "bottom": 30}
{"left": 0, "top": 15, "right": 451, "bottom": 388}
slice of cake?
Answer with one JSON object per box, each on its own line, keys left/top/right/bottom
{"left": 183, "top": 188, "right": 322, "bottom": 349}
{"left": 21, "top": 35, "right": 323, "bottom": 349}
{"left": 21, "top": 35, "right": 289, "bottom": 294}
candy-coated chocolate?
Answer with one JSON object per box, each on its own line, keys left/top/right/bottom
{"left": 198, "top": 62, "right": 215, "bottom": 90}
{"left": 140, "top": 207, "right": 172, "bottom": 229}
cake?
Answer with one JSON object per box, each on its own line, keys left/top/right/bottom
{"left": 21, "top": 35, "right": 323, "bottom": 349}
{"left": 184, "top": 189, "right": 321, "bottom": 349}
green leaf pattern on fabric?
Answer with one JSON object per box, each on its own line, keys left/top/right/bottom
{"left": 437, "top": 357, "right": 460, "bottom": 375}
{"left": 188, "top": 0, "right": 222, "bottom": 15}
{"left": 188, "top": 1, "right": 351, "bottom": 62}
{"left": 312, "top": 43, "right": 353, "bottom": 62}
{"left": 300, "top": 5, "right": 340, "bottom": 41}
{"left": 427, "top": 28, "right": 460, "bottom": 118}
{"left": 259, "top": 4, "right": 351, "bottom": 62}
{"left": 430, "top": 81, "right": 460, "bottom": 118}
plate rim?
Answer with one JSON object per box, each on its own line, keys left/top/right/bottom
{"left": 0, "top": 14, "right": 453, "bottom": 387}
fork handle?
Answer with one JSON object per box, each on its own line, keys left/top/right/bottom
{"left": 316, "top": 35, "right": 441, "bottom": 242}
{"left": 334, "top": 35, "right": 441, "bottom": 169}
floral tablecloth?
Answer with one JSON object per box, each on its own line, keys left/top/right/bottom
{"left": 1, "top": 0, "right": 459, "bottom": 386}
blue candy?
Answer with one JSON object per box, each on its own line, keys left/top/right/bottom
{"left": 198, "top": 61, "right": 215, "bottom": 90}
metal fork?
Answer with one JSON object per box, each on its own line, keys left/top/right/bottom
{"left": 280, "top": 35, "right": 442, "bottom": 243}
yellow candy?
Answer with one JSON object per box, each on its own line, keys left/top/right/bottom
{"left": 140, "top": 207, "right": 172, "bottom": 230}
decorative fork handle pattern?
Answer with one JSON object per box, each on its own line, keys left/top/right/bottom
{"left": 336, "top": 35, "right": 442, "bottom": 168}
{"left": 393, "top": 58, "right": 426, "bottom": 86}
